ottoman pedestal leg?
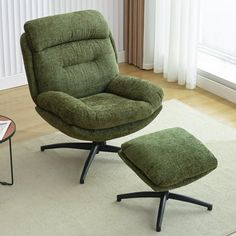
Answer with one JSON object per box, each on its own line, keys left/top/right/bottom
{"left": 117, "top": 191, "right": 212, "bottom": 232}
{"left": 156, "top": 192, "right": 168, "bottom": 232}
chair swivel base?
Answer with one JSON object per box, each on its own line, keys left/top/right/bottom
{"left": 117, "top": 191, "right": 212, "bottom": 232}
{"left": 41, "top": 141, "right": 120, "bottom": 184}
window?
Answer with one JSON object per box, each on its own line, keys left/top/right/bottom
{"left": 198, "top": 0, "right": 236, "bottom": 90}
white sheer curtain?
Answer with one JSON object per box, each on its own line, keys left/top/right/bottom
{"left": 144, "top": 0, "right": 200, "bottom": 89}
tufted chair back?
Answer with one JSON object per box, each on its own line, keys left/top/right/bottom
{"left": 21, "top": 10, "right": 119, "bottom": 103}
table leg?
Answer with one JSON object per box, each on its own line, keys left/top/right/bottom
{"left": 0, "top": 138, "right": 14, "bottom": 186}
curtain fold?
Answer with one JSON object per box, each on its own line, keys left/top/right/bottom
{"left": 124, "top": 0, "right": 145, "bottom": 68}
{"left": 144, "top": 0, "right": 200, "bottom": 89}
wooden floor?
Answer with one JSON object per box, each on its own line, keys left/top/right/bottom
{"left": 0, "top": 63, "right": 235, "bottom": 144}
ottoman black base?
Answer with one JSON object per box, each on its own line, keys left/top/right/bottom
{"left": 117, "top": 191, "right": 212, "bottom": 232}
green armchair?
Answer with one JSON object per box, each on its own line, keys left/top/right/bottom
{"left": 20, "top": 10, "right": 163, "bottom": 184}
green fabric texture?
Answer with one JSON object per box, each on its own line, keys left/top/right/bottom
{"left": 109, "top": 32, "right": 118, "bottom": 63}
{"left": 106, "top": 75, "right": 164, "bottom": 109}
{"left": 20, "top": 34, "right": 38, "bottom": 103}
{"left": 119, "top": 128, "right": 218, "bottom": 192}
{"left": 20, "top": 10, "right": 164, "bottom": 142}
{"left": 37, "top": 91, "right": 155, "bottom": 130}
{"left": 36, "top": 106, "right": 162, "bottom": 142}
{"left": 24, "top": 10, "right": 119, "bottom": 98}
{"left": 24, "top": 10, "right": 110, "bottom": 52}
{"left": 33, "top": 37, "right": 118, "bottom": 97}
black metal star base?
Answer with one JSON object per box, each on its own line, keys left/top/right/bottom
{"left": 41, "top": 141, "right": 120, "bottom": 184}
{"left": 117, "top": 191, "right": 212, "bottom": 232}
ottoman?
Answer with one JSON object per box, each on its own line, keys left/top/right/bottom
{"left": 117, "top": 127, "right": 218, "bottom": 232}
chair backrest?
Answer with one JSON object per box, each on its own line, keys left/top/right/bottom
{"left": 21, "top": 10, "right": 119, "bottom": 103}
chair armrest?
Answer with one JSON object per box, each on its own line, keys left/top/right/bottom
{"left": 36, "top": 91, "right": 89, "bottom": 126}
{"left": 106, "top": 75, "right": 164, "bottom": 109}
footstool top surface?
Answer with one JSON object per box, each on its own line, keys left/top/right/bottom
{"left": 118, "top": 127, "right": 217, "bottom": 191}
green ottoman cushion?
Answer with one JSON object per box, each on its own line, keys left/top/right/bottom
{"left": 118, "top": 127, "right": 218, "bottom": 192}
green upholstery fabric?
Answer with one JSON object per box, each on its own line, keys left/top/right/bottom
{"left": 36, "top": 106, "right": 162, "bottom": 142}
{"left": 119, "top": 128, "right": 218, "bottom": 192}
{"left": 24, "top": 10, "right": 110, "bottom": 52}
{"left": 23, "top": 10, "right": 118, "bottom": 98}
{"left": 106, "top": 75, "right": 164, "bottom": 109}
{"left": 20, "top": 10, "right": 164, "bottom": 142}
{"left": 20, "top": 34, "right": 38, "bottom": 103}
{"left": 33, "top": 38, "right": 118, "bottom": 97}
{"left": 37, "top": 91, "right": 155, "bottom": 130}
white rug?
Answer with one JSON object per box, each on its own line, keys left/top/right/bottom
{"left": 0, "top": 99, "right": 236, "bottom": 236}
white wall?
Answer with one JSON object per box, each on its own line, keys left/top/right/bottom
{"left": 143, "top": 0, "right": 156, "bottom": 70}
{"left": 117, "top": 0, "right": 124, "bottom": 52}
{"left": 0, "top": 0, "right": 124, "bottom": 90}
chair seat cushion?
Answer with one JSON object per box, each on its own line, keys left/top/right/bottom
{"left": 37, "top": 91, "right": 156, "bottom": 130}
{"left": 118, "top": 128, "right": 218, "bottom": 191}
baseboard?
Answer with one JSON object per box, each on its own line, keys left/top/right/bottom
{"left": 0, "top": 73, "right": 27, "bottom": 90}
{"left": 197, "top": 75, "right": 236, "bottom": 104}
{"left": 142, "top": 64, "right": 154, "bottom": 70}
{"left": 118, "top": 50, "right": 125, "bottom": 63}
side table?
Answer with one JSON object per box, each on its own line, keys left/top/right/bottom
{"left": 0, "top": 115, "right": 16, "bottom": 186}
